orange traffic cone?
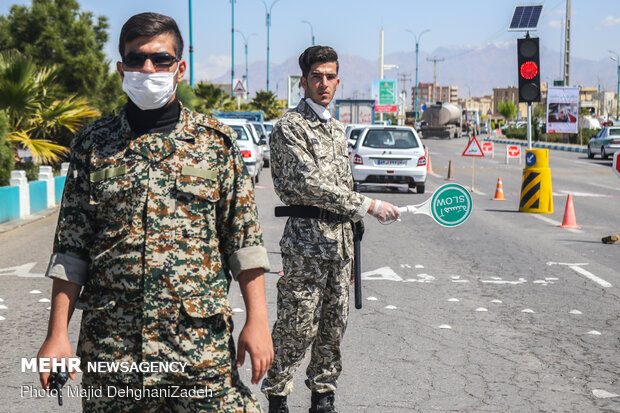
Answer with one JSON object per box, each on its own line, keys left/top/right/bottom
{"left": 427, "top": 153, "right": 435, "bottom": 174}
{"left": 492, "top": 177, "right": 506, "bottom": 200}
{"left": 560, "top": 194, "right": 581, "bottom": 229}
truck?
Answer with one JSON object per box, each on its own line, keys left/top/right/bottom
{"left": 334, "top": 99, "right": 375, "bottom": 124}
{"left": 462, "top": 108, "right": 480, "bottom": 136}
{"left": 421, "top": 102, "right": 462, "bottom": 139}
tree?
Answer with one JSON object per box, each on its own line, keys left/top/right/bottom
{"left": 193, "top": 82, "right": 236, "bottom": 114}
{"left": 0, "top": 50, "right": 99, "bottom": 164}
{"left": 497, "top": 100, "right": 517, "bottom": 122}
{"left": 0, "top": 111, "right": 13, "bottom": 186}
{"left": 251, "top": 90, "right": 282, "bottom": 120}
{"left": 0, "top": 0, "right": 122, "bottom": 115}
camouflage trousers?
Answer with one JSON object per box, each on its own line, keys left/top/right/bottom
{"left": 262, "top": 254, "right": 351, "bottom": 396}
{"left": 77, "top": 297, "right": 262, "bottom": 412}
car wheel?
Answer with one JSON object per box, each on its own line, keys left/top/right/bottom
{"left": 587, "top": 145, "right": 594, "bottom": 159}
{"left": 601, "top": 147, "right": 608, "bottom": 160}
{"left": 416, "top": 183, "right": 425, "bottom": 194}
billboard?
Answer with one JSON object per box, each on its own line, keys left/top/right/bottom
{"left": 546, "top": 87, "right": 579, "bottom": 134}
{"left": 288, "top": 75, "right": 303, "bottom": 108}
{"left": 372, "top": 79, "right": 398, "bottom": 113}
{"left": 335, "top": 100, "right": 375, "bottom": 124}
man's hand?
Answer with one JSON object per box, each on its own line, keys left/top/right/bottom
{"left": 368, "top": 199, "right": 401, "bottom": 223}
{"left": 236, "top": 268, "right": 274, "bottom": 384}
{"left": 37, "top": 335, "right": 76, "bottom": 389}
{"left": 236, "top": 318, "right": 274, "bottom": 384}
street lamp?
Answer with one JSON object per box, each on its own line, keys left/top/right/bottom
{"left": 405, "top": 29, "right": 430, "bottom": 120}
{"left": 231, "top": 0, "right": 236, "bottom": 96}
{"left": 236, "top": 30, "right": 256, "bottom": 98}
{"left": 261, "top": 0, "right": 281, "bottom": 91}
{"left": 301, "top": 20, "right": 315, "bottom": 46}
{"left": 609, "top": 50, "right": 620, "bottom": 121}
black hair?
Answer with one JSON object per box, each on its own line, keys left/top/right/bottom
{"left": 119, "top": 12, "right": 184, "bottom": 59}
{"left": 298, "top": 46, "right": 339, "bottom": 78}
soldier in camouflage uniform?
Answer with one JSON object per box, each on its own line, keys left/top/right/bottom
{"left": 37, "top": 13, "right": 273, "bottom": 412}
{"left": 261, "top": 46, "right": 401, "bottom": 413}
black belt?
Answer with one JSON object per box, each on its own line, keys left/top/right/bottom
{"left": 274, "top": 205, "right": 350, "bottom": 223}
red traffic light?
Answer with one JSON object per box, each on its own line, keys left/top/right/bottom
{"left": 520, "top": 61, "right": 538, "bottom": 80}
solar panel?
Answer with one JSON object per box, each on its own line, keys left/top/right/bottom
{"left": 508, "top": 4, "right": 544, "bottom": 31}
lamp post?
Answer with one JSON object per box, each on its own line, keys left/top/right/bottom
{"left": 301, "top": 20, "right": 315, "bottom": 46}
{"left": 405, "top": 29, "right": 430, "bottom": 120}
{"left": 261, "top": 0, "right": 280, "bottom": 91}
{"left": 236, "top": 30, "right": 256, "bottom": 99}
{"left": 231, "top": 0, "right": 236, "bottom": 96}
{"left": 188, "top": 0, "right": 194, "bottom": 87}
{"left": 610, "top": 50, "right": 620, "bottom": 121}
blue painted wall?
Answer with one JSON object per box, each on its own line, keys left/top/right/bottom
{"left": 54, "top": 176, "right": 66, "bottom": 204}
{"left": 29, "top": 181, "right": 47, "bottom": 214}
{"left": 0, "top": 186, "right": 20, "bottom": 223}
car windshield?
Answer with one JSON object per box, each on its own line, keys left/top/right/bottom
{"left": 362, "top": 129, "right": 419, "bottom": 149}
{"left": 349, "top": 129, "right": 363, "bottom": 141}
{"left": 230, "top": 125, "right": 249, "bottom": 140}
{"left": 609, "top": 128, "right": 620, "bottom": 136}
{"left": 264, "top": 124, "right": 273, "bottom": 132}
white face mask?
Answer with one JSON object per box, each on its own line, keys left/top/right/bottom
{"left": 122, "top": 67, "right": 178, "bottom": 110}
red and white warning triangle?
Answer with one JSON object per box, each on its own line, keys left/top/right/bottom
{"left": 462, "top": 136, "right": 485, "bottom": 157}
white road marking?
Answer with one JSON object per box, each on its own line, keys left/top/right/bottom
{"left": 530, "top": 214, "right": 583, "bottom": 233}
{"left": 481, "top": 278, "right": 527, "bottom": 285}
{"left": 438, "top": 325, "right": 452, "bottom": 329}
{"left": 0, "top": 316, "right": 5, "bottom": 321}
{"left": 555, "top": 190, "right": 615, "bottom": 198}
{"left": 521, "top": 309, "right": 535, "bottom": 313}
{"left": 29, "top": 290, "right": 42, "bottom": 294}
{"left": 404, "top": 273, "right": 436, "bottom": 283}
{"left": 491, "top": 299, "right": 503, "bottom": 304}
{"left": 384, "top": 305, "right": 397, "bottom": 310}
{"left": 547, "top": 262, "right": 612, "bottom": 288}
{"left": 587, "top": 330, "right": 601, "bottom": 335}
{"left": 361, "top": 267, "right": 403, "bottom": 282}
{"left": 0, "top": 262, "right": 44, "bottom": 278}
{"left": 452, "top": 279, "right": 470, "bottom": 283}
{"left": 232, "top": 308, "right": 244, "bottom": 313}
{"left": 592, "top": 389, "right": 619, "bottom": 398}
{"left": 475, "top": 307, "right": 488, "bottom": 312}
{"left": 0, "top": 305, "right": 7, "bottom": 310}
{"left": 589, "top": 182, "right": 620, "bottom": 192}
{"left": 447, "top": 298, "right": 460, "bottom": 302}
{"left": 0, "top": 298, "right": 3, "bottom": 302}
{"left": 569, "top": 310, "right": 582, "bottom": 315}
{"left": 366, "top": 296, "right": 378, "bottom": 301}
{"left": 414, "top": 264, "right": 424, "bottom": 269}
{"left": 38, "top": 298, "right": 50, "bottom": 303}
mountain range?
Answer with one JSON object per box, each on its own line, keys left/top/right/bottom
{"left": 212, "top": 43, "right": 618, "bottom": 102}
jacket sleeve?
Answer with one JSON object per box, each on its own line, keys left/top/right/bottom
{"left": 216, "top": 138, "right": 270, "bottom": 280}
{"left": 45, "top": 137, "right": 93, "bottom": 286}
{"left": 270, "top": 119, "right": 372, "bottom": 221}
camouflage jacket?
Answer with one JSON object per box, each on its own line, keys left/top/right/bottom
{"left": 45, "top": 103, "right": 269, "bottom": 385}
{"left": 270, "top": 99, "right": 372, "bottom": 260}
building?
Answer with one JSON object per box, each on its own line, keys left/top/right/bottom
{"left": 456, "top": 95, "right": 494, "bottom": 120}
{"left": 412, "top": 82, "right": 458, "bottom": 115}
{"left": 493, "top": 83, "right": 548, "bottom": 120}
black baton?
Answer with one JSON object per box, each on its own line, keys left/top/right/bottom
{"left": 353, "top": 182, "right": 364, "bottom": 309}
{"left": 48, "top": 368, "right": 69, "bottom": 406}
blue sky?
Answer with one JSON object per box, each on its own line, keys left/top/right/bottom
{"left": 2, "top": 0, "right": 620, "bottom": 83}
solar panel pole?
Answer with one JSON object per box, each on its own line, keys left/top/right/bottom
{"left": 563, "top": 0, "right": 571, "bottom": 86}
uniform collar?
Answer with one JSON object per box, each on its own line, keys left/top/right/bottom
{"left": 304, "top": 98, "right": 331, "bottom": 121}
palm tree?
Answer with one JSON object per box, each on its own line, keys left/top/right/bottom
{"left": 194, "top": 82, "right": 236, "bottom": 114}
{"left": 0, "top": 50, "right": 99, "bottom": 164}
{"left": 251, "top": 90, "right": 282, "bottom": 120}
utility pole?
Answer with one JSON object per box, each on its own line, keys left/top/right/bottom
{"left": 231, "top": 0, "right": 236, "bottom": 96}
{"left": 398, "top": 73, "right": 411, "bottom": 125}
{"left": 188, "top": 0, "right": 194, "bottom": 87}
{"left": 398, "top": 72, "right": 412, "bottom": 108}
{"left": 426, "top": 56, "right": 445, "bottom": 103}
{"left": 563, "top": 0, "right": 571, "bottom": 86}
{"left": 261, "top": 0, "right": 281, "bottom": 91}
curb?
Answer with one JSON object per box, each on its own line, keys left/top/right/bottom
{"left": 486, "top": 137, "right": 587, "bottom": 153}
{"left": 0, "top": 206, "right": 59, "bottom": 234}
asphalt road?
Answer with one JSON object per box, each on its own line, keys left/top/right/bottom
{"left": 1, "top": 135, "right": 619, "bottom": 412}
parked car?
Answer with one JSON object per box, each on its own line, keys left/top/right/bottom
{"left": 349, "top": 126, "right": 427, "bottom": 193}
{"left": 263, "top": 120, "right": 276, "bottom": 137}
{"left": 218, "top": 118, "right": 264, "bottom": 183}
{"left": 251, "top": 121, "right": 270, "bottom": 166}
{"left": 346, "top": 125, "right": 366, "bottom": 148}
{"left": 587, "top": 126, "right": 620, "bottom": 159}
{"left": 479, "top": 122, "right": 489, "bottom": 134}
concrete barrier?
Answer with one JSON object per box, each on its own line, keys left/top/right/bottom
{"left": 38, "top": 166, "right": 55, "bottom": 208}
{"left": 54, "top": 176, "right": 66, "bottom": 204}
{"left": 29, "top": 181, "right": 47, "bottom": 214}
{"left": 0, "top": 186, "right": 20, "bottom": 223}
{"left": 9, "top": 170, "right": 30, "bottom": 218}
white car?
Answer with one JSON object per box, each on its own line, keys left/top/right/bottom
{"left": 218, "top": 118, "right": 264, "bottom": 183}
{"left": 349, "top": 126, "right": 427, "bottom": 193}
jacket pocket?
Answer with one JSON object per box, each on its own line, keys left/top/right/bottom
{"left": 175, "top": 174, "right": 220, "bottom": 240}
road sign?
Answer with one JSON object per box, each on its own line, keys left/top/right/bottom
{"left": 462, "top": 136, "right": 484, "bottom": 157}
{"left": 482, "top": 142, "right": 493, "bottom": 152}
{"left": 614, "top": 152, "right": 620, "bottom": 179}
{"left": 526, "top": 151, "right": 537, "bottom": 167}
{"left": 398, "top": 183, "right": 472, "bottom": 227}
{"left": 506, "top": 145, "right": 522, "bottom": 164}
{"left": 233, "top": 80, "right": 247, "bottom": 94}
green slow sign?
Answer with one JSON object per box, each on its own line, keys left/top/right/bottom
{"left": 430, "top": 184, "right": 472, "bottom": 227}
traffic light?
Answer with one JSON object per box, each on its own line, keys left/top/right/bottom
{"left": 517, "top": 36, "right": 541, "bottom": 103}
